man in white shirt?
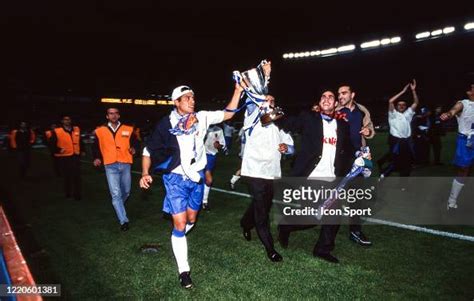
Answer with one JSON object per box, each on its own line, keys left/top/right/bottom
{"left": 202, "top": 124, "right": 226, "bottom": 210}
{"left": 379, "top": 80, "right": 419, "bottom": 178}
{"left": 240, "top": 95, "right": 294, "bottom": 263}
{"left": 440, "top": 83, "right": 474, "bottom": 210}
{"left": 276, "top": 89, "right": 354, "bottom": 264}
{"left": 139, "top": 84, "right": 242, "bottom": 289}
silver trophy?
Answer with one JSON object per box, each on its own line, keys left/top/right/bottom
{"left": 233, "top": 60, "right": 284, "bottom": 125}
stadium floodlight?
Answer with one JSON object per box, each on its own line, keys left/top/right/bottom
{"left": 443, "top": 26, "right": 455, "bottom": 34}
{"left": 337, "top": 44, "right": 356, "bottom": 52}
{"left": 416, "top": 31, "right": 431, "bottom": 39}
{"left": 304, "top": 51, "right": 310, "bottom": 57}
{"left": 431, "top": 29, "right": 442, "bottom": 36}
{"left": 380, "top": 38, "right": 391, "bottom": 45}
{"left": 288, "top": 53, "right": 294, "bottom": 59}
{"left": 321, "top": 48, "right": 338, "bottom": 55}
{"left": 390, "top": 36, "right": 401, "bottom": 43}
{"left": 360, "top": 40, "right": 381, "bottom": 49}
{"left": 465, "top": 22, "right": 474, "bottom": 30}
{"left": 310, "top": 51, "right": 318, "bottom": 56}
{"left": 283, "top": 53, "right": 289, "bottom": 59}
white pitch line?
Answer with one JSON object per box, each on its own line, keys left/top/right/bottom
{"left": 210, "top": 187, "right": 251, "bottom": 198}
{"left": 363, "top": 218, "right": 474, "bottom": 242}
{"left": 80, "top": 159, "right": 474, "bottom": 243}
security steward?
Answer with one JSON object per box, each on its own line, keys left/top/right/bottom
{"left": 92, "top": 107, "right": 137, "bottom": 231}
{"left": 49, "top": 115, "right": 83, "bottom": 201}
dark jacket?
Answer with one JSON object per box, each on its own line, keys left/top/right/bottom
{"left": 146, "top": 115, "right": 181, "bottom": 174}
{"left": 276, "top": 111, "right": 354, "bottom": 177}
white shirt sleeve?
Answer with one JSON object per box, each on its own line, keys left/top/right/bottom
{"left": 279, "top": 130, "right": 294, "bottom": 146}
{"left": 142, "top": 147, "right": 150, "bottom": 157}
{"left": 201, "top": 110, "right": 225, "bottom": 126}
{"left": 404, "top": 107, "right": 415, "bottom": 121}
{"left": 388, "top": 110, "right": 396, "bottom": 119}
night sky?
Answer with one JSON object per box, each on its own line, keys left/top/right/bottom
{"left": 3, "top": 2, "right": 474, "bottom": 110}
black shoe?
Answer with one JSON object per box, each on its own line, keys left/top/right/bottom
{"left": 120, "top": 222, "right": 129, "bottom": 232}
{"left": 179, "top": 272, "right": 193, "bottom": 289}
{"left": 267, "top": 250, "right": 283, "bottom": 262}
{"left": 349, "top": 231, "right": 372, "bottom": 246}
{"left": 242, "top": 228, "right": 251, "bottom": 241}
{"left": 277, "top": 225, "right": 289, "bottom": 249}
{"left": 202, "top": 204, "right": 210, "bottom": 211}
{"left": 314, "top": 252, "right": 339, "bottom": 263}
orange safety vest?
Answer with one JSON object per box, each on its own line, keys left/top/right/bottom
{"left": 54, "top": 126, "right": 81, "bottom": 157}
{"left": 95, "top": 124, "right": 134, "bottom": 165}
{"left": 9, "top": 130, "right": 17, "bottom": 149}
{"left": 9, "top": 129, "right": 35, "bottom": 149}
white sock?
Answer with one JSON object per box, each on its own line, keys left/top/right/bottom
{"left": 230, "top": 175, "right": 240, "bottom": 185}
{"left": 448, "top": 179, "right": 464, "bottom": 206}
{"left": 171, "top": 231, "right": 189, "bottom": 274}
{"left": 203, "top": 185, "right": 210, "bottom": 204}
{"left": 185, "top": 223, "right": 195, "bottom": 234}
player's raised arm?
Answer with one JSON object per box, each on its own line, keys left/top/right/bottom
{"left": 223, "top": 83, "right": 245, "bottom": 121}
{"left": 388, "top": 84, "right": 409, "bottom": 112}
{"left": 409, "top": 79, "right": 419, "bottom": 111}
{"left": 440, "top": 101, "right": 464, "bottom": 121}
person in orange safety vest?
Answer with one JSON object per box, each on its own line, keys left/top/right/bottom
{"left": 49, "top": 116, "right": 84, "bottom": 200}
{"left": 92, "top": 107, "right": 138, "bottom": 231}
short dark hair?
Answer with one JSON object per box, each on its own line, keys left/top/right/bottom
{"left": 338, "top": 84, "right": 353, "bottom": 93}
{"left": 106, "top": 107, "right": 120, "bottom": 114}
{"left": 318, "top": 87, "right": 335, "bottom": 97}
{"left": 395, "top": 100, "right": 407, "bottom": 106}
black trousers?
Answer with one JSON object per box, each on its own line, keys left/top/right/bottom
{"left": 414, "top": 134, "right": 430, "bottom": 164}
{"left": 429, "top": 135, "right": 442, "bottom": 164}
{"left": 16, "top": 150, "right": 31, "bottom": 178}
{"left": 278, "top": 181, "right": 341, "bottom": 255}
{"left": 384, "top": 135, "right": 413, "bottom": 177}
{"left": 348, "top": 175, "right": 369, "bottom": 233}
{"left": 51, "top": 153, "right": 61, "bottom": 177}
{"left": 240, "top": 177, "right": 275, "bottom": 253}
{"left": 59, "top": 155, "right": 81, "bottom": 200}
{"left": 279, "top": 223, "right": 340, "bottom": 255}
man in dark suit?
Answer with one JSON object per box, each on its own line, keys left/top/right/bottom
{"left": 276, "top": 89, "right": 354, "bottom": 263}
